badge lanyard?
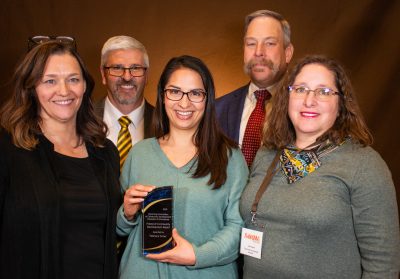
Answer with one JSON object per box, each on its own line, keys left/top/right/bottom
{"left": 250, "top": 150, "right": 281, "bottom": 228}
{"left": 240, "top": 151, "right": 281, "bottom": 259}
{"left": 249, "top": 140, "right": 341, "bottom": 227}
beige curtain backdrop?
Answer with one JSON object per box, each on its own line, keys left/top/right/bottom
{"left": 1, "top": 0, "right": 399, "bottom": 208}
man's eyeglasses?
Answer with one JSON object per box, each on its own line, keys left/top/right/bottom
{"left": 28, "top": 36, "right": 76, "bottom": 51}
{"left": 104, "top": 66, "right": 147, "bottom": 77}
{"left": 288, "top": 85, "right": 339, "bottom": 101}
{"left": 164, "top": 88, "right": 207, "bottom": 103}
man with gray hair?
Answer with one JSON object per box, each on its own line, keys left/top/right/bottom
{"left": 97, "top": 35, "right": 154, "bottom": 167}
{"left": 97, "top": 35, "right": 154, "bottom": 264}
{"left": 216, "top": 10, "right": 294, "bottom": 167}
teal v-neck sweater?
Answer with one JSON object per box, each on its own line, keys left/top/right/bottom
{"left": 117, "top": 138, "right": 249, "bottom": 279}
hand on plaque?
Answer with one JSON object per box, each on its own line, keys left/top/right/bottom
{"left": 123, "top": 184, "right": 156, "bottom": 221}
{"left": 146, "top": 228, "right": 196, "bottom": 266}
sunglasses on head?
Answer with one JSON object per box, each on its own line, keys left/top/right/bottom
{"left": 27, "top": 35, "right": 76, "bottom": 51}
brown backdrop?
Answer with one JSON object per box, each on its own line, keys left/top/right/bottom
{"left": 1, "top": 0, "right": 399, "bottom": 206}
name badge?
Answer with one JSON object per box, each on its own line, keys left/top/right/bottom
{"left": 240, "top": 227, "right": 263, "bottom": 259}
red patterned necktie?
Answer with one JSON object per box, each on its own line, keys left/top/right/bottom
{"left": 241, "top": 89, "right": 272, "bottom": 166}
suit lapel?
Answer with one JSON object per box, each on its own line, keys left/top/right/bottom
{"left": 227, "top": 85, "right": 248, "bottom": 142}
{"left": 94, "top": 98, "right": 106, "bottom": 118}
{"left": 143, "top": 101, "right": 155, "bottom": 139}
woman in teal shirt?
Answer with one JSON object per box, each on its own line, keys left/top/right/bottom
{"left": 117, "top": 55, "right": 249, "bottom": 279}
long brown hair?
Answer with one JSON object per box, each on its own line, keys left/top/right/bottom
{"left": 0, "top": 41, "right": 107, "bottom": 149}
{"left": 153, "top": 55, "right": 238, "bottom": 189}
{"left": 263, "top": 55, "right": 373, "bottom": 149}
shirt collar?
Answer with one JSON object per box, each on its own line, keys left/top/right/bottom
{"left": 247, "top": 82, "right": 276, "bottom": 102}
{"left": 104, "top": 97, "right": 145, "bottom": 128}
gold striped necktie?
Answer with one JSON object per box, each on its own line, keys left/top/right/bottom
{"left": 117, "top": 116, "right": 132, "bottom": 168}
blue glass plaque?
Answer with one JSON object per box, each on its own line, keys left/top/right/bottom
{"left": 142, "top": 186, "right": 173, "bottom": 255}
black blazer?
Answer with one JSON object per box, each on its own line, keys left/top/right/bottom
{"left": 0, "top": 132, "right": 121, "bottom": 279}
{"left": 215, "top": 84, "right": 249, "bottom": 143}
{"left": 94, "top": 98, "right": 155, "bottom": 139}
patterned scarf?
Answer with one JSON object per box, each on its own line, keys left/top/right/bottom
{"left": 280, "top": 140, "right": 342, "bottom": 184}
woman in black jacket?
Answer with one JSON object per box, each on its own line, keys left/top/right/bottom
{"left": 0, "top": 40, "right": 120, "bottom": 279}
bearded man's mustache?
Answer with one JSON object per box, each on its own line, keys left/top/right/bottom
{"left": 117, "top": 80, "right": 137, "bottom": 89}
{"left": 246, "top": 59, "right": 274, "bottom": 70}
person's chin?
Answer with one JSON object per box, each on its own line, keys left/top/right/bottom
{"left": 251, "top": 74, "right": 274, "bottom": 85}
{"left": 115, "top": 93, "right": 139, "bottom": 104}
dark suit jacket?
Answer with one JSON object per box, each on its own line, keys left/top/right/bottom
{"left": 0, "top": 132, "right": 120, "bottom": 279}
{"left": 215, "top": 84, "right": 250, "bottom": 143}
{"left": 94, "top": 98, "right": 155, "bottom": 139}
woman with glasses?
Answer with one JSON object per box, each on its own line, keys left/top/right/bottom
{"left": 0, "top": 41, "right": 120, "bottom": 279}
{"left": 117, "top": 55, "right": 248, "bottom": 279}
{"left": 240, "top": 55, "right": 399, "bottom": 278}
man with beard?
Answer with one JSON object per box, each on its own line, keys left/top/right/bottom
{"left": 97, "top": 35, "right": 154, "bottom": 163}
{"left": 96, "top": 35, "right": 154, "bottom": 263}
{"left": 216, "top": 10, "right": 294, "bottom": 167}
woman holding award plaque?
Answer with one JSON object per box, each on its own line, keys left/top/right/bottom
{"left": 117, "top": 55, "right": 249, "bottom": 278}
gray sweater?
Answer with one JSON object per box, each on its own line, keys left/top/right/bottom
{"left": 240, "top": 141, "right": 399, "bottom": 279}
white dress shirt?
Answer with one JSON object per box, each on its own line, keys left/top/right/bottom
{"left": 103, "top": 97, "right": 145, "bottom": 146}
{"left": 238, "top": 83, "right": 275, "bottom": 147}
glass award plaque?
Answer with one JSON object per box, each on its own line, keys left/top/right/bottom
{"left": 142, "top": 186, "right": 173, "bottom": 255}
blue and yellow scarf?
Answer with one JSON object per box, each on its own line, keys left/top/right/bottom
{"left": 280, "top": 140, "right": 342, "bottom": 184}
